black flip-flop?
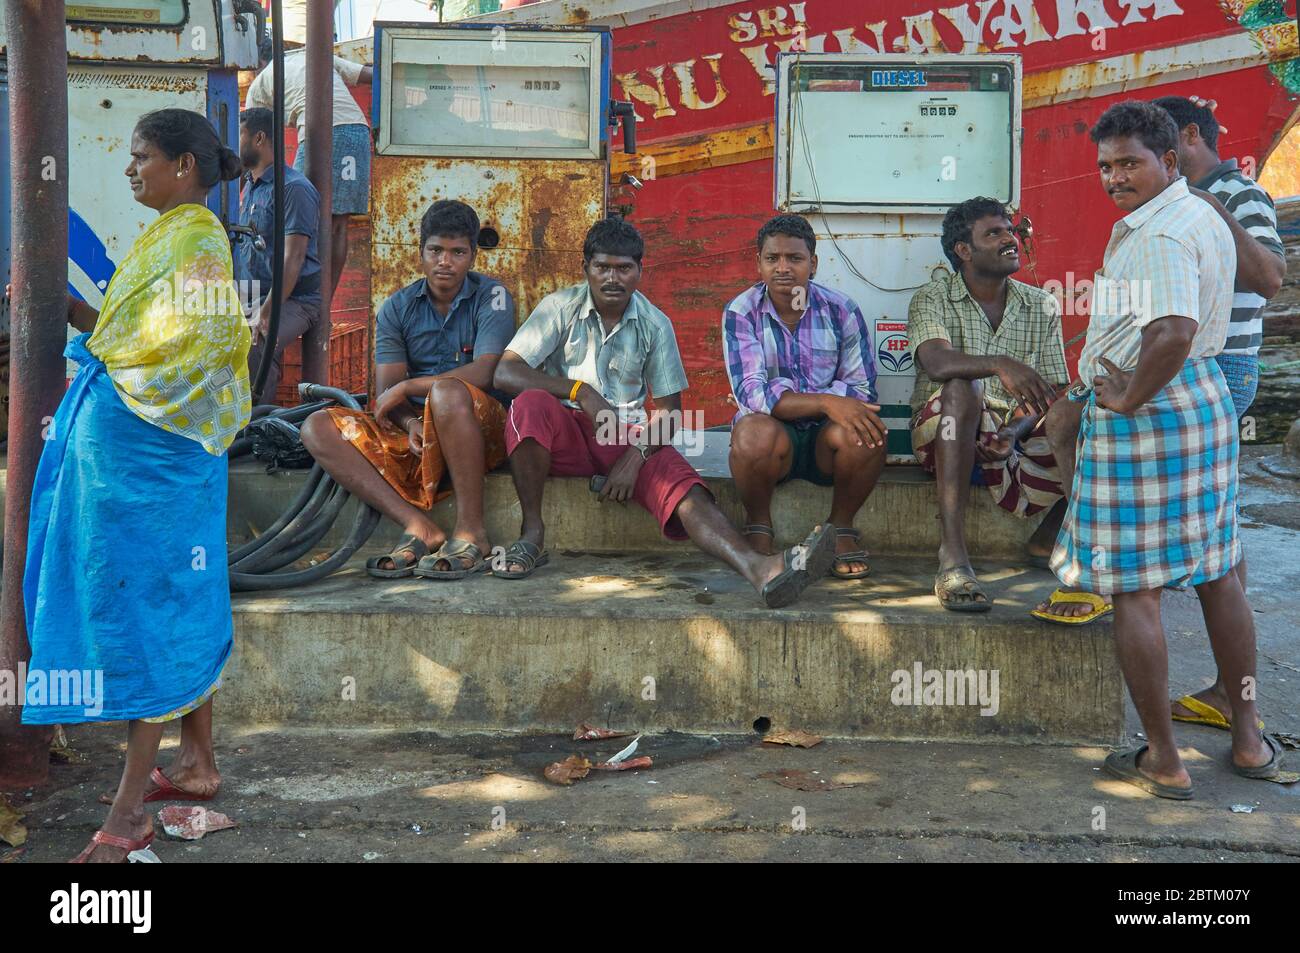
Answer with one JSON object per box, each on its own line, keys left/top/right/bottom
{"left": 760, "top": 524, "right": 835, "bottom": 608}
{"left": 1102, "top": 746, "right": 1193, "bottom": 800}
{"left": 365, "top": 533, "right": 430, "bottom": 579}
{"left": 1231, "top": 733, "right": 1287, "bottom": 781}
{"left": 414, "top": 539, "right": 491, "bottom": 580}
{"left": 829, "top": 527, "right": 871, "bottom": 580}
{"left": 492, "top": 539, "right": 550, "bottom": 580}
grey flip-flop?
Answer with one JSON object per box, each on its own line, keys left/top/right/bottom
{"left": 414, "top": 539, "right": 491, "bottom": 581}
{"left": 492, "top": 539, "right": 550, "bottom": 580}
{"left": 365, "top": 533, "right": 430, "bottom": 579}
{"left": 760, "top": 524, "right": 835, "bottom": 608}
{"left": 934, "top": 566, "right": 992, "bottom": 612}
{"left": 1231, "top": 733, "right": 1288, "bottom": 781}
{"left": 1102, "top": 746, "right": 1193, "bottom": 800}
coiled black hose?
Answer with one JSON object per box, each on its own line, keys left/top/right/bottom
{"left": 228, "top": 383, "right": 380, "bottom": 591}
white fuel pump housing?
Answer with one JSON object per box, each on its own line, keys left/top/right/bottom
{"left": 774, "top": 53, "right": 1022, "bottom": 460}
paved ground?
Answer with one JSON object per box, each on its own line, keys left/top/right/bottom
{"left": 7, "top": 724, "right": 1299, "bottom": 863}
{"left": 4, "top": 447, "right": 1300, "bottom": 863}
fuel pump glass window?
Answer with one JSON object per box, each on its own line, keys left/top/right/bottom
{"left": 384, "top": 33, "right": 598, "bottom": 158}
{"left": 66, "top": 1, "right": 185, "bottom": 25}
{"left": 783, "top": 61, "right": 1015, "bottom": 210}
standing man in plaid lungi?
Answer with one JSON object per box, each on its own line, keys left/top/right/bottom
{"left": 1053, "top": 101, "right": 1286, "bottom": 799}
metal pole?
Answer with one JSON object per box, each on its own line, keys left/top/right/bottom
{"left": 302, "top": 0, "right": 333, "bottom": 386}
{"left": 0, "top": 0, "right": 66, "bottom": 789}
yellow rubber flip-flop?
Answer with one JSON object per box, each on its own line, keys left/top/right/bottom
{"left": 1170, "top": 694, "right": 1265, "bottom": 731}
{"left": 1030, "top": 588, "right": 1113, "bottom": 626}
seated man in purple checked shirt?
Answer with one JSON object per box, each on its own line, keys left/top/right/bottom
{"left": 723, "top": 214, "right": 887, "bottom": 579}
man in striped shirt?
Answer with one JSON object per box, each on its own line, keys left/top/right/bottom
{"left": 1153, "top": 95, "right": 1286, "bottom": 733}
{"left": 723, "top": 214, "right": 885, "bottom": 579}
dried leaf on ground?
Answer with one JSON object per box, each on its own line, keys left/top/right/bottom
{"left": 544, "top": 755, "right": 592, "bottom": 785}
{"left": 1272, "top": 732, "right": 1299, "bottom": 751}
{"left": 758, "top": 769, "right": 854, "bottom": 792}
{"left": 158, "top": 805, "right": 237, "bottom": 841}
{"left": 592, "top": 756, "right": 653, "bottom": 772}
{"left": 573, "top": 723, "right": 634, "bottom": 742}
{"left": 762, "top": 729, "right": 823, "bottom": 748}
{"left": 0, "top": 800, "right": 27, "bottom": 847}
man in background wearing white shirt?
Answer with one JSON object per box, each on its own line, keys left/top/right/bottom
{"left": 246, "top": 36, "right": 373, "bottom": 295}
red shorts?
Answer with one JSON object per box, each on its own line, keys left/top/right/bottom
{"left": 504, "top": 389, "right": 709, "bottom": 540}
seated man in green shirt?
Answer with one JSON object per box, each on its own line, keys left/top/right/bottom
{"left": 907, "top": 197, "right": 1079, "bottom": 614}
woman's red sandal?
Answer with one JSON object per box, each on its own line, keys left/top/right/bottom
{"left": 70, "top": 829, "right": 155, "bottom": 863}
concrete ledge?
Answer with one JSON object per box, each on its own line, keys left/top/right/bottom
{"left": 227, "top": 553, "right": 1124, "bottom": 745}
{"left": 227, "top": 432, "right": 1044, "bottom": 557}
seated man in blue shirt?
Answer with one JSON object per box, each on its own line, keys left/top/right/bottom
{"left": 237, "top": 107, "right": 323, "bottom": 402}
{"left": 300, "top": 200, "right": 516, "bottom": 579}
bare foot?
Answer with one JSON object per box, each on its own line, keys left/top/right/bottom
{"left": 754, "top": 551, "right": 786, "bottom": 590}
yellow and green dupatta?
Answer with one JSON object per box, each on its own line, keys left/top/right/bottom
{"left": 87, "top": 203, "right": 252, "bottom": 456}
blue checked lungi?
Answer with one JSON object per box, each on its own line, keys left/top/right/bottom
{"left": 294, "top": 122, "right": 371, "bottom": 216}
{"left": 1050, "top": 358, "right": 1241, "bottom": 596}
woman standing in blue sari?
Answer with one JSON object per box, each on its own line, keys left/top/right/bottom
{"left": 22, "top": 109, "right": 252, "bottom": 862}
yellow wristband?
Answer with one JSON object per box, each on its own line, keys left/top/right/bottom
{"left": 569, "top": 380, "right": 583, "bottom": 402}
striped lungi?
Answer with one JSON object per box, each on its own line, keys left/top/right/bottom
{"left": 1050, "top": 358, "right": 1241, "bottom": 595}
{"left": 911, "top": 391, "right": 1064, "bottom": 517}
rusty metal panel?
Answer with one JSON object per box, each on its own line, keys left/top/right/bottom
{"left": 369, "top": 156, "right": 605, "bottom": 325}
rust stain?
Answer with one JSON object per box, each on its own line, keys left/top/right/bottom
{"left": 371, "top": 156, "right": 605, "bottom": 340}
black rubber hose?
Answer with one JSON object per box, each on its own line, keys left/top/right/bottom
{"left": 232, "top": 468, "right": 337, "bottom": 572}
{"left": 228, "top": 504, "right": 380, "bottom": 591}
{"left": 227, "top": 462, "right": 326, "bottom": 563}
{"left": 226, "top": 381, "right": 379, "bottom": 590}
{"left": 250, "top": 483, "right": 351, "bottom": 572}
{"left": 299, "top": 383, "right": 363, "bottom": 410}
